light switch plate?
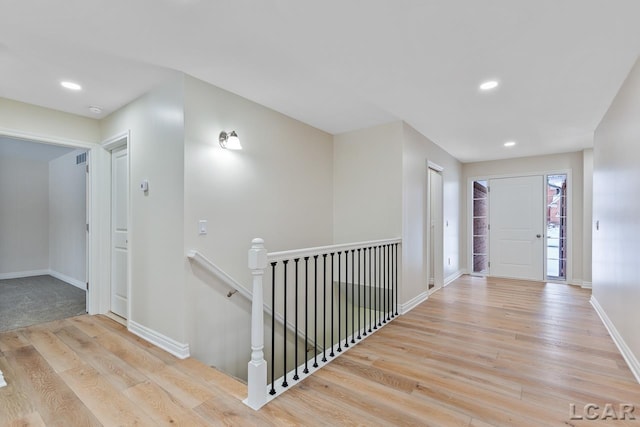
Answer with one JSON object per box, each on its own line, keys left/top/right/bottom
{"left": 198, "top": 220, "right": 207, "bottom": 235}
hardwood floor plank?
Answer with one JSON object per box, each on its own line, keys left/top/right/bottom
{"left": 4, "top": 346, "right": 101, "bottom": 427}
{"left": 60, "top": 365, "right": 155, "bottom": 426}
{"left": 0, "top": 355, "right": 37, "bottom": 424}
{"left": 21, "top": 326, "right": 84, "bottom": 373}
{"left": 4, "top": 411, "right": 47, "bottom": 427}
{"left": 124, "top": 380, "right": 211, "bottom": 427}
{"left": 0, "top": 331, "right": 30, "bottom": 352}
{"left": 54, "top": 325, "right": 147, "bottom": 391}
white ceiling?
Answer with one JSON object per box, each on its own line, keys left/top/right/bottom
{"left": 1, "top": 0, "right": 639, "bottom": 163}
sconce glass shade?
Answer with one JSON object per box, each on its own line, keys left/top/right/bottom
{"left": 219, "top": 130, "right": 242, "bottom": 150}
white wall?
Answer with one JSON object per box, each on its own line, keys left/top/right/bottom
{"left": 462, "top": 151, "right": 586, "bottom": 284}
{"left": 0, "top": 149, "right": 50, "bottom": 276}
{"left": 402, "top": 123, "right": 463, "bottom": 303}
{"left": 593, "top": 57, "right": 640, "bottom": 378}
{"left": 333, "top": 122, "right": 403, "bottom": 243}
{"left": 49, "top": 149, "right": 87, "bottom": 287}
{"left": 183, "top": 75, "right": 334, "bottom": 377}
{"left": 101, "top": 75, "right": 187, "bottom": 345}
{"left": 0, "top": 97, "right": 99, "bottom": 144}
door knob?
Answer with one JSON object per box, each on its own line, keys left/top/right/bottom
{"left": 536, "top": 234, "right": 542, "bottom": 238}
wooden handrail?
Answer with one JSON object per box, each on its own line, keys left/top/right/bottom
{"left": 267, "top": 238, "right": 402, "bottom": 262}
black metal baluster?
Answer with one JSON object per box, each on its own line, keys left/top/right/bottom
{"left": 373, "top": 246, "right": 378, "bottom": 330}
{"left": 362, "top": 248, "right": 367, "bottom": 337}
{"left": 378, "top": 246, "right": 383, "bottom": 327}
{"left": 303, "top": 257, "right": 309, "bottom": 374}
{"left": 387, "top": 244, "right": 391, "bottom": 321}
{"left": 293, "top": 259, "right": 300, "bottom": 381}
{"left": 282, "top": 260, "right": 289, "bottom": 387}
{"left": 322, "top": 254, "right": 328, "bottom": 362}
{"left": 383, "top": 245, "right": 388, "bottom": 324}
{"left": 350, "top": 249, "right": 355, "bottom": 344}
{"left": 368, "top": 247, "right": 372, "bottom": 333}
{"left": 330, "top": 253, "right": 335, "bottom": 357}
{"left": 357, "top": 248, "right": 361, "bottom": 339}
{"left": 313, "top": 255, "right": 319, "bottom": 368}
{"left": 337, "top": 252, "right": 342, "bottom": 353}
{"left": 269, "top": 262, "right": 277, "bottom": 395}
{"left": 395, "top": 243, "right": 399, "bottom": 316}
{"left": 344, "top": 251, "right": 349, "bottom": 348}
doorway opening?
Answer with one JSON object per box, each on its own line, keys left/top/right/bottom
{"left": 0, "top": 136, "right": 89, "bottom": 331}
{"left": 546, "top": 174, "right": 567, "bottom": 280}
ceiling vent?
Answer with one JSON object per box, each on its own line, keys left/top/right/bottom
{"left": 76, "top": 152, "right": 87, "bottom": 165}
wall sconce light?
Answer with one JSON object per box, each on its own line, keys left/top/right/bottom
{"left": 219, "top": 130, "right": 242, "bottom": 150}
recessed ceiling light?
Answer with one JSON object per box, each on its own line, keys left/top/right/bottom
{"left": 60, "top": 81, "right": 82, "bottom": 91}
{"left": 479, "top": 80, "right": 499, "bottom": 91}
{"left": 504, "top": 141, "right": 516, "bottom": 147}
{"left": 88, "top": 106, "right": 103, "bottom": 114}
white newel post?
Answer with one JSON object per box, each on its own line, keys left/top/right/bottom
{"left": 245, "top": 238, "right": 268, "bottom": 410}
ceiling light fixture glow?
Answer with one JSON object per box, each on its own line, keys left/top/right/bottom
{"left": 504, "top": 141, "right": 516, "bottom": 147}
{"left": 479, "top": 80, "right": 499, "bottom": 91}
{"left": 61, "top": 81, "right": 82, "bottom": 91}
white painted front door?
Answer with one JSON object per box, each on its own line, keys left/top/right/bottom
{"left": 489, "top": 176, "right": 544, "bottom": 281}
{"left": 111, "top": 146, "right": 128, "bottom": 318}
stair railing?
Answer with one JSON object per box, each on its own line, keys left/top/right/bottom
{"left": 245, "top": 237, "right": 401, "bottom": 410}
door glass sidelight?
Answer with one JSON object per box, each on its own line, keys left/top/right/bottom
{"left": 472, "top": 180, "right": 489, "bottom": 274}
{"left": 546, "top": 174, "right": 567, "bottom": 280}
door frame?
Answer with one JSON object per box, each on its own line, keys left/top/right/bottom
{"left": 467, "top": 169, "right": 573, "bottom": 283}
{"left": 426, "top": 160, "right": 444, "bottom": 293}
{"left": 0, "top": 128, "right": 102, "bottom": 312}
{"left": 101, "top": 131, "right": 131, "bottom": 320}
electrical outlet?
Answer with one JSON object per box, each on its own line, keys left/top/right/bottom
{"left": 448, "top": 257, "right": 451, "bottom": 265}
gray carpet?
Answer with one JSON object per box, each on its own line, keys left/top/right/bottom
{"left": 0, "top": 275, "right": 86, "bottom": 332}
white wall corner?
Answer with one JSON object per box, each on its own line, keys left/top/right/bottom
{"left": 0, "top": 369, "right": 6, "bottom": 388}
{"left": 590, "top": 296, "right": 640, "bottom": 384}
{"left": 444, "top": 270, "right": 465, "bottom": 287}
{"left": 128, "top": 320, "right": 190, "bottom": 360}
{"left": 49, "top": 270, "right": 87, "bottom": 291}
{"left": 400, "top": 291, "right": 429, "bottom": 315}
{"left": 0, "top": 270, "right": 50, "bottom": 280}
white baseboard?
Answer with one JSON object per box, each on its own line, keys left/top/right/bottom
{"left": 400, "top": 291, "right": 429, "bottom": 315}
{"left": 49, "top": 270, "right": 86, "bottom": 290}
{"left": 444, "top": 270, "right": 465, "bottom": 287}
{"left": 128, "top": 320, "right": 190, "bottom": 360}
{"left": 0, "top": 269, "right": 49, "bottom": 280}
{"left": 581, "top": 281, "right": 592, "bottom": 289}
{"left": 0, "top": 369, "right": 6, "bottom": 388}
{"left": 590, "top": 295, "right": 640, "bottom": 384}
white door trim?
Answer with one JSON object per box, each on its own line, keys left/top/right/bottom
{"left": 467, "top": 169, "right": 574, "bottom": 283}
{"left": 0, "top": 128, "right": 104, "bottom": 315}
{"left": 101, "top": 131, "right": 132, "bottom": 321}
{"left": 426, "top": 161, "right": 444, "bottom": 293}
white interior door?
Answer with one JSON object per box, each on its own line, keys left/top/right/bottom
{"left": 111, "top": 146, "right": 128, "bottom": 318}
{"left": 428, "top": 167, "right": 444, "bottom": 292}
{"left": 489, "top": 176, "right": 544, "bottom": 280}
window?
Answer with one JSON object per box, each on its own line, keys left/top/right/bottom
{"left": 546, "top": 174, "right": 567, "bottom": 280}
{"left": 472, "top": 180, "right": 489, "bottom": 274}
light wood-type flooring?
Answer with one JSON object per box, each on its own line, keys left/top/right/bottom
{"left": 1, "top": 275, "right": 640, "bottom": 426}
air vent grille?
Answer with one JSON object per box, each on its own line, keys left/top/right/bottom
{"left": 76, "top": 152, "right": 87, "bottom": 165}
